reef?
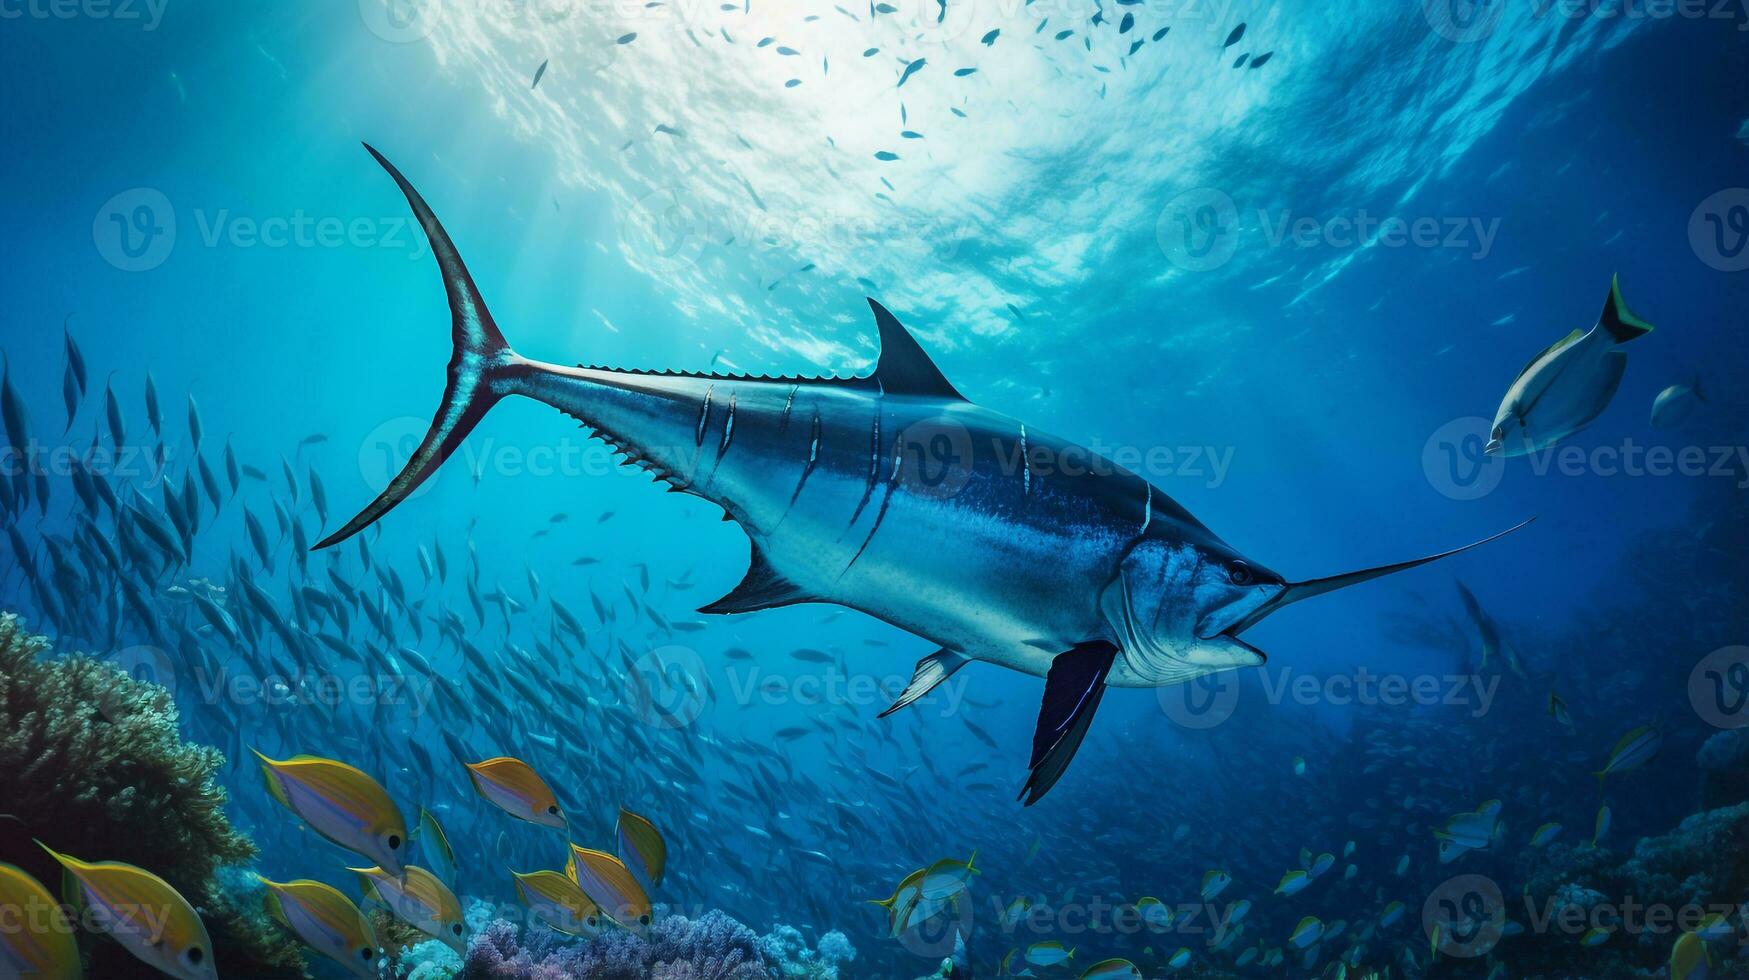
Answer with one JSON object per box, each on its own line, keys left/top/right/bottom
{"left": 1510, "top": 802, "right": 1749, "bottom": 977}
{"left": 0, "top": 613, "right": 305, "bottom": 978}
{"left": 1698, "top": 729, "right": 1749, "bottom": 810}
{"left": 454, "top": 908, "right": 856, "bottom": 980}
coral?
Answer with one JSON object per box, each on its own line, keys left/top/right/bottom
{"left": 758, "top": 923, "right": 856, "bottom": 979}
{"left": 755, "top": 924, "right": 806, "bottom": 969}
{"left": 400, "top": 938, "right": 464, "bottom": 980}
{"left": 1697, "top": 729, "right": 1749, "bottom": 809}
{"left": 1513, "top": 803, "right": 1749, "bottom": 974}
{"left": 0, "top": 613, "right": 303, "bottom": 978}
{"left": 460, "top": 909, "right": 774, "bottom": 980}
{"left": 815, "top": 931, "right": 856, "bottom": 970}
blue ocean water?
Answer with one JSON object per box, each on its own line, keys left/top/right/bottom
{"left": 1, "top": 1, "right": 1747, "bottom": 977}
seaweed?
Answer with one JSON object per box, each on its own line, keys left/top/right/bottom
{"left": 0, "top": 612, "right": 304, "bottom": 978}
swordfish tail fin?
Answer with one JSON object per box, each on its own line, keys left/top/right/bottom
{"left": 313, "top": 144, "right": 520, "bottom": 550}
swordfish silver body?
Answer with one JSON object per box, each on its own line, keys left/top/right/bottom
{"left": 513, "top": 362, "right": 1163, "bottom": 687}
{"left": 319, "top": 145, "right": 1529, "bottom": 804}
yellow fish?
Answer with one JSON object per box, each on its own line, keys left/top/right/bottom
{"left": 867, "top": 866, "right": 928, "bottom": 937}
{"left": 512, "top": 870, "right": 604, "bottom": 937}
{"left": 0, "top": 862, "right": 82, "bottom": 979}
{"left": 616, "top": 808, "right": 666, "bottom": 888}
{"left": 1079, "top": 958, "right": 1141, "bottom": 980}
{"left": 258, "top": 877, "right": 379, "bottom": 978}
{"left": 254, "top": 751, "right": 408, "bottom": 874}
{"left": 566, "top": 846, "right": 652, "bottom": 936}
{"left": 1670, "top": 930, "right": 1710, "bottom": 980}
{"left": 465, "top": 757, "right": 566, "bottom": 828}
{"left": 353, "top": 865, "right": 465, "bottom": 954}
{"left": 40, "top": 843, "right": 214, "bottom": 980}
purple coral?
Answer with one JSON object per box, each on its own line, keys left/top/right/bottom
{"left": 459, "top": 910, "right": 772, "bottom": 980}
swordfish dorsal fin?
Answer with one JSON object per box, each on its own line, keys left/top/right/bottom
{"left": 866, "top": 299, "right": 964, "bottom": 400}
{"left": 698, "top": 541, "right": 818, "bottom": 614}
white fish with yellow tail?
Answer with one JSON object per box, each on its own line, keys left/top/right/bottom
{"left": 567, "top": 846, "right": 653, "bottom": 936}
{"left": 40, "top": 843, "right": 214, "bottom": 980}
{"left": 353, "top": 865, "right": 465, "bottom": 954}
{"left": 1486, "top": 275, "right": 1655, "bottom": 456}
{"left": 258, "top": 876, "right": 379, "bottom": 978}
{"left": 253, "top": 750, "right": 408, "bottom": 874}
{"left": 512, "top": 870, "right": 604, "bottom": 937}
{"left": 0, "top": 862, "right": 82, "bottom": 979}
{"left": 465, "top": 757, "right": 566, "bottom": 828}
{"left": 615, "top": 808, "right": 666, "bottom": 890}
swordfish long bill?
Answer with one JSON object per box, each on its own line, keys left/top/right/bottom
{"left": 318, "top": 144, "right": 1533, "bottom": 805}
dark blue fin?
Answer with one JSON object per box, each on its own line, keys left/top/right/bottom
{"left": 866, "top": 299, "right": 963, "bottom": 399}
{"left": 315, "top": 144, "right": 519, "bottom": 550}
{"left": 698, "top": 542, "right": 815, "bottom": 614}
{"left": 1020, "top": 641, "right": 1117, "bottom": 805}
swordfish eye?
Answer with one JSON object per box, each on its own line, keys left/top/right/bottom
{"left": 382, "top": 830, "right": 403, "bottom": 853}
{"left": 1491, "top": 424, "right": 1504, "bottom": 441}
{"left": 546, "top": 804, "right": 560, "bottom": 816}
{"left": 1227, "top": 560, "right": 1254, "bottom": 586}
{"left": 180, "top": 945, "right": 207, "bottom": 973}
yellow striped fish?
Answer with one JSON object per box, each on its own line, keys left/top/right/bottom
{"left": 353, "top": 865, "right": 465, "bottom": 954}
{"left": 616, "top": 808, "right": 666, "bottom": 889}
{"left": 465, "top": 757, "right": 566, "bottom": 828}
{"left": 1079, "top": 958, "right": 1141, "bottom": 980}
{"left": 566, "top": 846, "right": 652, "bottom": 936}
{"left": 254, "top": 751, "right": 408, "bottom": 874}
{"left": 0, "top": 862, "right": 81, "bottom": 979}
{"left": 512, "top": 870, "right": 604, "bottom": 938}
{"left": 40, "top": 843, "right": 214, "bottom": 980}
{"left": 867, "top": 866, "right": 929, "bottom": 938}
{"left": 259, "top": 877, "right": 379, "bottom": 978}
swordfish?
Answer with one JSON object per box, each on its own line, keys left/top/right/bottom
{"left": 318, "top": 145, "right": 1531, "bottom": 804}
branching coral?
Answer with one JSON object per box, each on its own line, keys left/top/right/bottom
{"left": 460, "top": 909, "right": 774, "bottom": 979}
{"left": 0, "top": 613, "right": 303, "bottom": 977}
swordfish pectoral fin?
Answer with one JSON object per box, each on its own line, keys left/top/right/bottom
{"left": 315, "top": 143, "right": 520, "bottom": 551}
{"left": 1019, "top": 641, "right": 1118, "bottom": 806}
{"left": 878, "top": 649, "right": 971, "bottom": 718}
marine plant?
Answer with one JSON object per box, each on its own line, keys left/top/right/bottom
{"left": 0, "top": 612, "right": 304, "bottom": 977}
